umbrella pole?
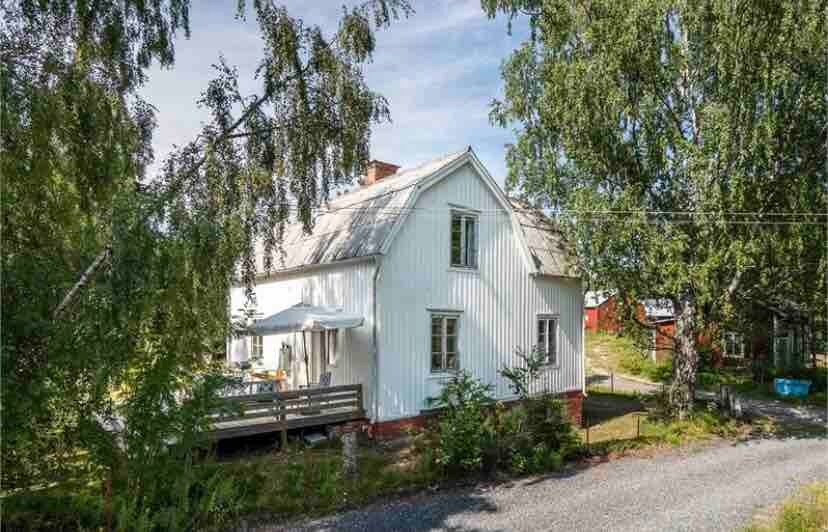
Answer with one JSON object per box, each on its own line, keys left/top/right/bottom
{"left": 302, "top": 331, "right": 310, "bottom": 386}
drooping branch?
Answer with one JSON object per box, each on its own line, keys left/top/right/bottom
{"left": 51, "top": 0, "right": 409, "bottom": 320}
{"left": 52, "top": 92, "right": 272, "bottom": 320}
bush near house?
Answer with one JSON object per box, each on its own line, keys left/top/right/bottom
{"left": 426, "top": 371, "right": 493, "bottom": 472}
{"left": 425, "top": 366, "right": 580, "bottom": 476}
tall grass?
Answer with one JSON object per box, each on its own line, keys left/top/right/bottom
{"left": 743, "top": 482, "right": 828, "bottom": 532}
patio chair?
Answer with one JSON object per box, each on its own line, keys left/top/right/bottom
{"left": 300, "top": 371, "right": 332, "bottom": 389}
{"left": 318, "top": 371, "right": 332, "bottom": 387}
{"left": 254, "top": 380, "right": 275, "bottom": 394}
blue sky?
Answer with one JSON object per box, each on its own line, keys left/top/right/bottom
{"left": 139, "top": 0, "right": 529, "bottom": 186}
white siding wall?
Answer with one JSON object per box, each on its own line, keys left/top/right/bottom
{"left": 376, "top": 163, "right": 583, "bottom": 421}
{"left": 228, "top": 261, "right": 376, "bottom": 412}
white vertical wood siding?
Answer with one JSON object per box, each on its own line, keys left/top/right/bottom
{"left": 228, "top": 261, "right": 376, "bottom": 411}
{"left": 376, "top": 162, "right": 583, "bottom": 421}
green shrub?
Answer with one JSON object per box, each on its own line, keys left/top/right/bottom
{"left": 500, "top": 346, "right": 547, "bottom": 399}
{"left": 491, "top": 395, "right": 579, "bottom": 471}
{"left": 3, "top": 462, "right": 248, "bottom": 532}
{"left": 113, "top": 462, "right": 247, "bottom": 531}
{"left": 508, "top": 443, "right": 563, "bottom": 475}
{"left": 3, "top": 489, "right": 105, "bottom": 531}
{"left": 523, "top": 395, "right": 581, "bottom": 457}
{"left": 427, "top": 371, "right": 493, "bottom": 472}
{"left": 743, "top": 482, "right": 828, "bottom": 532}
{"left": 496, "top": 351, "right": 581, "bottom": 474}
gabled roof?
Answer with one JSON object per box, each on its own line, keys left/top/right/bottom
{"left": 259, "top": 149, "right": 468, "bottom": 272}
{"left": 510, "top": 199, "right": 577, "bottom": 278}
{"left": 258, "top": 148, "right": 577, "bottom": 278}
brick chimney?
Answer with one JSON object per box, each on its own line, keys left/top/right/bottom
{"left": 363, "top": 160, "right": 400, "bottom": 186}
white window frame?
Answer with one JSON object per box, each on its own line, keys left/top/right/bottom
{"left": 723, "top": 331, "right": 745, "bottom": 359}
{"left": 450, "top": 210, "right": 478, "bottom": 269}
{"left": 250, "top": 335, "right": 264, "bottom": 361}
{"left": 536, "top": 314, "right": 559, "bottom": 366}
{"left": 430, "top": 312, "right": 461, "bottom": 373}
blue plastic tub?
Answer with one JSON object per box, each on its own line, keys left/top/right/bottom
{"left": 774, "top": 378, "right": 812, "bottom": 398}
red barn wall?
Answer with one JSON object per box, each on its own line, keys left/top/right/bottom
{"left": 596, "top": 296, "right": 645, "bottom": 334}
{"left": 585, "top": 307, "right": 599, "bottom": 332}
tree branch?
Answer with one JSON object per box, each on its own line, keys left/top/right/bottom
{"left": 53, "top": 245, "right": 112, "bottom": 318}
{"left": 727, "top": 268, "right": 743, "bottom": 298}
{"left": 52, "top": 91, "right": 273, "bottom": 320}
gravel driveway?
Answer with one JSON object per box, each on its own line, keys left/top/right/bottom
{"left": 279, "top": 437, "right": 827, "bottom": 532}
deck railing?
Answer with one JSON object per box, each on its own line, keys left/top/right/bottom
{"left": 208, "top": 384, "right": 364, "bottom": 443}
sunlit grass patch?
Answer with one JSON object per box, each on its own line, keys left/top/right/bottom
{"left": 742, "top": 482, "right": 828, "bottom": 532}
{"left": 580, "top": 390, "right": 750, "bottom": 456}
{"left": 585, "top": 331, "right": 671, "bottom": 382}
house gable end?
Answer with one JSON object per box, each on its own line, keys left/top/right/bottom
{"left": 378, "top": 148, "right": 536, "bottom": 275}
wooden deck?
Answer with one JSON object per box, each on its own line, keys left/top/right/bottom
{"left": 207, "top": 384, "right": 365, "bottom": 443}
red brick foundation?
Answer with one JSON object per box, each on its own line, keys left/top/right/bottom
{"left": 559, "top": 389, "right": 583, "bottom": 426}
{"left": 370, "top": 389, "right": 585, "bottom": 439}
{"left": 368, "top": 411, "right": 439, "bottom": 439}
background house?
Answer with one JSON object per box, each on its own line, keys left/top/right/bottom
{"left": 735, "top": 298, "right": 826, "bottom": 370}
{"left": 643, "top": 299, "right": 676, "bottom": 363}
{"left": 584, "top": 291, "right": 609, "bottom": 333}
{"left": 228, "top": 148, "right": 585, "bottom": 436}
{"left": 583, "top": 291, "right": 647, "bottom": 334}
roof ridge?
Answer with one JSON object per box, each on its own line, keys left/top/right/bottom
{"left": 325, "top": 148, "right": 469, "bottom": 210}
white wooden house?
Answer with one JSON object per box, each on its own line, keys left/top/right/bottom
{"left": 227, "top": 147, "right": 585, "bottom": 435}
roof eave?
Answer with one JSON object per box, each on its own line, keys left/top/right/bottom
{"left": 232, "top": 254, "right": 381, "bottom": 286}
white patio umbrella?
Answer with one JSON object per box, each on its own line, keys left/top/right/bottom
{"left": 245, "top": 303, "right": 364, "bottom": 335}
{"left": 244, "top": 303, "right": 364, "bottom": 387}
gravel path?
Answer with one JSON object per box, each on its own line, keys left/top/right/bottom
{"left": 587, "top": 369, "right": 662, "bottom": 395}
{"left": 280, "top": 437, "right": 827, "bottom": 532}
{"left": 589, "top": 371, "right": 828, "bottom": 427}
{"left": 741, "top": 397, "right": 827, "bottom": 426}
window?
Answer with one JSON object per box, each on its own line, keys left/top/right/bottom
{"left": 250, "top": 335, "right": 264, "bottom": 361}
{"left": 450, "top": 211, "right": 477, "bottom": 268}
{"left": 723, "top": 332, "right": 745, "bottom": 359}
{"left": 431, "top": 313, "right": 459, "bottom": 372}
{"left": 536, "top": 316, "right": 558, "bottom": 365}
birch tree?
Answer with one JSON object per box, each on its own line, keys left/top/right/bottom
{"left": 484, "top": 0, "right": 827, "bottom": 416}
{"left": 2, "top": 0, "right": 410, "bottom": 505}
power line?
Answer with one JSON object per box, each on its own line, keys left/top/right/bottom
{"left": 264, "top": 204, "right": 828, "bottom": 226}
{"left": 273, "top": 203, "right": 828, "bottom": 218}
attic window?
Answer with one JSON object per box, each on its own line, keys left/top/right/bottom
{"left": 450, "top": 211, "right": 477, "bottom": 268}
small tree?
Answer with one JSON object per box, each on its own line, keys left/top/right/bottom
{"left": 500, "top": 346, "right": 548, "bottom": 399}
{"left": 427, "top": 371, "right": 493, "bottom": 472}
{"left": 496, "top": 347, "right": 579, "bottom": 472}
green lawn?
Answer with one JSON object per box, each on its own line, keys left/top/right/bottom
{"left": 579, "top": 389, "right": 749, "bottom": 455}
{"left": 585, "top": 331, "right": 671, "bottom": 382}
